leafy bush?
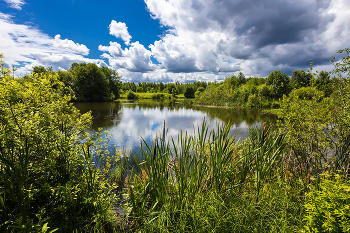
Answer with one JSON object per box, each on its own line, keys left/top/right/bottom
{"left": 304, "top": 173, "right": 350, "bottom": 233}
{"left": 289, "top": 86, "right": 324, "bottom": 100}
{"left": 279, "top": 49, "right": 350, "bottom": 178}
{"left": 0, "top": 62, "right": 120, "bottom": 232}
{"left": 258, "top": 84, "right": 271, "bottom": 98}
{"left": 152, "top": 93, "right": 165, "bottom": 99}
{"left": 247, "top": 94, "right": 260, "bottom": 107}
{"left": 127, "top": 90, "right": 139, "bottom": 99}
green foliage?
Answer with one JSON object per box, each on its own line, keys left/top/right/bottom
{"left": 289, "top": 86, "right": 324, "bottom": 100}
{"left": 280, "top": 90, "right": 335, "bottom": 177}
{"left": 0, "top": 53, "right": 10, "bottom": 77}
{"left": 0, "top": 61, "right": 120, "bottom": 232}
{"left": 279, "top": 48, "right": 350, "bottom": 178}
{"left": 266, "top": 70, "right": 291, "bottom": 99}
{"left": 314, "top": 77, "right": 333, "bottom": 97}
{"left": 136, "top": 86, "right": 143, "bottom": 93}
{"left": 152, "top": 93, "right": 165, "bottom": 99}
{"left": 331, "top": 48, "right": 350, "bottom": 77}
{"left": 291, "top": 69, "right": 312, "bottom": 88}
{"left": 197, "top": 86, "right": 205, "bottom": 92}
{"left": 304, "top": 173, "right": 350, "bottom": 233}
{"left": 171, "top": 88, "right": 177, "bottom": 97}
{"left": 30, "top": 62, "right": 122, "bottom": 102}
{"left": 120, "top": 81, "right": 207, "bottom": 97}
{"left": 318, "top": 70, "right": 330, "bottom": 81}
{"left": 247, "top": 94, "right": 260, "bottom": 107}
{"left": 127, "top": 90, "right": 139, "bottom": 99}
{"left": 184, "top": 86, "right": 195, "bottom": 98}
{"left": 70, "top": 63, "right": 112, "bottom": 101}
{"left": 100, "top": 66, "right": 122, "bottom": 99}
{"left": 258, "top": 84, "right": 272, "bottom": 98}
{"left": 238, "top": 71, "right": 247, "bottom": 85}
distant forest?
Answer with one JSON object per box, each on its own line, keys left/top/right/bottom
{"left": 28, "top": 62, "right": 333, "bottom": 107}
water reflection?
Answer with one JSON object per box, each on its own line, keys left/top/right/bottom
{"left": 74, "top": 100, "right": 276, "bottom": 153}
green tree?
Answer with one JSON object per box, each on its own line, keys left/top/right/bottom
{"left": 184, "top": 86, "right": 195, "bottom": 98}
{"left": 291, "top": 69, "right": 312, "bottom": 88}
{"left": 318, "top": 70, "right": 330, "bottom": 81}
{"left": 314, "top": 71, "right": 333, "bottom": 97}
{"left": 266, "top": 70, "right": 291, "bottom": 99}
{"left": 238, "top": 71, "right": 246, "bottom": 85}
{"left": 70, "top": 63, "right": 111, "bottom": 101}
{"left": 100, "top": 66, "right": 121, "bottom": 99}
{"left": 32, "top": 66, "right": 54, "bottom": 75}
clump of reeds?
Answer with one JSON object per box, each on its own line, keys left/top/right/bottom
{"left": 122, "top": 119, "right": 304, "bottom": 232}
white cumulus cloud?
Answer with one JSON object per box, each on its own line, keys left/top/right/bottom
{"left": 54, "top": 34, "right": 90, "bottom": 55}
{"left": 0, "top": 12, "right": 101, "bottom": 75}
{"left": 99, "top": 42, "right": 123, "bottom": 57}
{"left": 99, "top": 41, "right": 156, "bottom": 72}
{"left": 109, "top": 20, "right": 132, "bottom": 45}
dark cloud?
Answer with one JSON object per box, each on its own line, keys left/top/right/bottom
{"left": 191, "top": 0, "right": 204, "bottom": 12}
{"left": 316, "top": 0, "right": 332, "bottom": 9}
{"left": 210, "top": 0, "right": 335, "bottom": 49}
{"left": 165, "top": 56, "right": 200, "bottom": 73}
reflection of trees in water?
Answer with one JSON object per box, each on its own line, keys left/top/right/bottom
{"left": 74, "top": 102, "right": 123, "bottom": 129}
{"left": 119, "top": 100, "right": 277, "bottom": 126}
{"left": 191, "top": 106, "right": 277, "bottom": 126}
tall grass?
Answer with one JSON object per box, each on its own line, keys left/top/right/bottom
{"left": 123, "top": 119, "right": 305, "bottom": 232}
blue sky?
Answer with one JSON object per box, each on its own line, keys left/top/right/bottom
{"left": 1, "top": 0, "right": 349, "bottom": 83}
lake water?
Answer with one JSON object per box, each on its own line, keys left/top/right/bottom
{"left": 74, "top": 100, "right": 277, "bottom": 154}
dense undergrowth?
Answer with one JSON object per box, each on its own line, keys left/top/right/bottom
{"left": 0, "top": 59, "right": 123, "bottom": 232}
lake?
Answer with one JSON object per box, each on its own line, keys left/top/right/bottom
{"left": 74, "top": 99, "right": 277, "bottom": 154}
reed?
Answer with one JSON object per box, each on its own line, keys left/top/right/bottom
{"left": 123, "top": 119, "right": 298, "bottom": 231}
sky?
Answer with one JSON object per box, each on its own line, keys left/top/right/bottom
{"left": 0, "top": 0, "right": 349, "bottom": 83}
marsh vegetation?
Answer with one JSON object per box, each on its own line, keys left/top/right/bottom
{"left": 0, "top": 49, "right": 350, "bottom": 232}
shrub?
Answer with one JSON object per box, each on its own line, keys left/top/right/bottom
{"left": 289, "top": 86, "right": 324, "bottom": 100}
{"left": 127, "top": 90, "right": 138, "bottom": 99}
{"left": 304, "top": 173, "right": 350, "bottom": 233}
{"left": 0, "top": 69, "right": 119, "bottom": 231}
{"left": 259, "top": 84, "right": 271, "bottom": 98}
{"left": 152, "top": 93, "right": 164, "bottom": 99}
{"left": 247, "top": 94, "right": 260, "bottom": 107}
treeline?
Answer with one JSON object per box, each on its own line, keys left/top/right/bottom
{"left": 23, "top": 62, "right": 334, "bottom": 107}
{"left": 121, "top": 80, "right": 207, "bottom": 98}
{"left": 119, "top": 69, "right": 334, "bottom": 106}
{"left": 27, "top": 63, "right": 122, "bottom": 102}
{"left": 196, "top": 70, "right": 333, "bottom": 107}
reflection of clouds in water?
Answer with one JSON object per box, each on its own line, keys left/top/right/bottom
{"left": 81, "top": 102, "right": 272, "bottom": 154}
{"left": 109, "top": 108, "right": 248, "bottom": 152}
